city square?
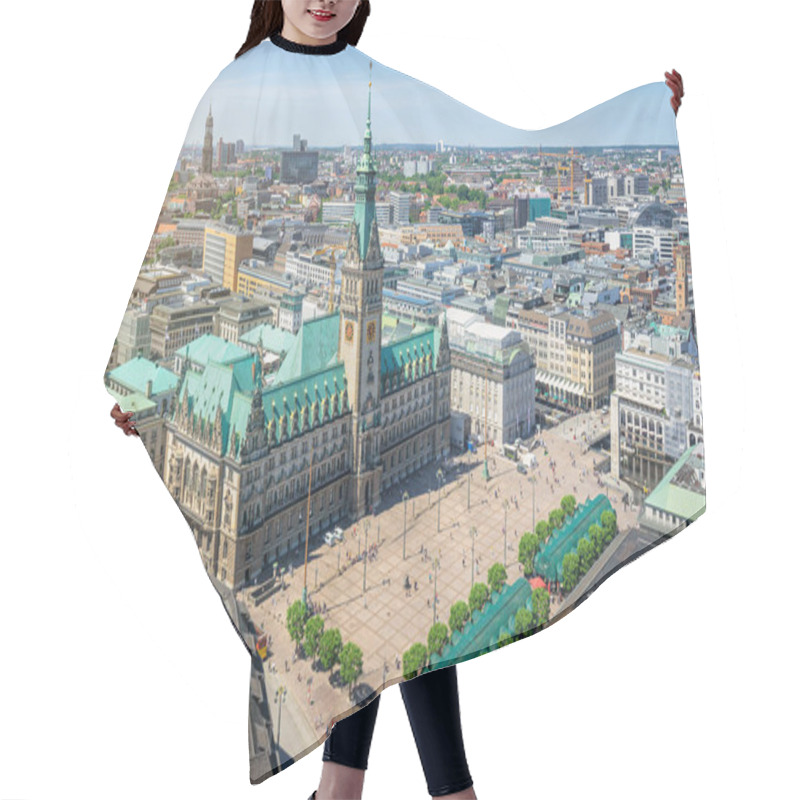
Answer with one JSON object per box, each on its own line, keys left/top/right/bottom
{"left": 243, "top": 407, "right": 640, "bottom": 757}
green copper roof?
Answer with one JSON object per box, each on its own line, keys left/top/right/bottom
{"left": 380, "top": 325, "right": 436, "bottom": 382}
{"left": 353, "top": 64, "right": 377, "bottom": 260}
{"left": 644, "top": 443, "right": 705, "bottom": 520}
{"left": 105, "top": 386, "right": 156, "bottom": 414}
{"left": 262, "top": 362, "right": 349, "bottom": 446}
{"left": 180, "top": 356, "right": 257, "bottom": 453}
{"left": 175, "top": 333, "right": 250, "bottom": 366}
{"left": 108, "top": 356, "right": 179, "bottom": 395}
{"left": 534, "top": 494, "right": 615, "bottom": 583}
{"left": 428, "top": 578, "right": 533, "bottom": 668}
{"left": 240, "top": 322, "right": 297, "bottom": 355}
{"left": 272, "top": 313, "right": 340, "bottom": 386}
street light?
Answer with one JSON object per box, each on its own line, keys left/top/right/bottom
{"left": 403, "top": 490, "right": 410, "bottom": 560}
{"left": 363, "top": 520, "right": 370, "bottom": 602}
{"left": 433, "top": 556, "right": 439, "bottom": 624}
{"left": 274, "top": 685, "right": 288, "bottom": 767}
{"left": 470, "top": 525, "right": 478, "bottom": 588}
{"left": 503, "top": 499, "right": 509, "bottom": 567}
{"left": 436, "top": 468, "right": 444, "bottom": 532}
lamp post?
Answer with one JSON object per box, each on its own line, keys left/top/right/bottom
{"left": 436, "top": 468, "right": 444, "bottom": 532}
{"left": 503, "top": 498, "right": 509, "bottom": 567}
{"left": 483, "top": 361, "right": 490, "bottom": 481}
{"left": 470, "top": 525, "right": 478, "bottom": 588}
{"left": 275, "top": 685, "right": 287, "bottom": 767}
{"left": 433, "top": 556, "right": 439, "bottom": 624}
{"left": 363, "top": 520, "right": 370, "bottom": 603}
{"left": 529, "top": 475, "right": 536, "bottom": 535}
{"left": 403, "top": 490, "right": 409, "bottom": 560}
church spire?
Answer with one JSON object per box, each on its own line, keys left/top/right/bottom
{"left": 353, "top": 61, "right": 377, "bottom": 262}
{"left": 202, "top": 104, "right": 214, "bottom": 174}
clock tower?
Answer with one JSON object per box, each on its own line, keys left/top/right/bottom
{"left": 338, "top": 64, "right": 383, "bottom": 517}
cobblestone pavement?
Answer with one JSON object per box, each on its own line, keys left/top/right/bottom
{"left": 240, "top": 409, "right": 638, "bottom": 752}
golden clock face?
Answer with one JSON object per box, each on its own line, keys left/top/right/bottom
{"left": 345, "top": 321, "right": 354, "bottom": 342}
{"left": 367, "top": 320, "right": 376, "bottom": 343}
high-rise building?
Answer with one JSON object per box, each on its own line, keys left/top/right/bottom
{"left": 202, "top": 222, "right": 254, "bottom": 290}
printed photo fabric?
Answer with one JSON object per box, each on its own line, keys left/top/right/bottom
{"left": 103, "top": 34, "right": 705, "bottom": 784}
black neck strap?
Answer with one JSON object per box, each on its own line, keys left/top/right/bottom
{"left": 269, "top": 31, "right": 348, "bottom": 55}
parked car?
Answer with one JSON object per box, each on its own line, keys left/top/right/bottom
{"left": 324, "top": 530, "right": 337, "bottom": 546}
{"left": 516, "top": 463, "right": 528, "bottom": 474}
{"left": 333, "top": 526, "right": 344, "bottom": 542}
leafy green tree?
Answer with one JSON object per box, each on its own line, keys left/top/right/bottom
{"left": 496, "top": 631, "right": 513, "bottom": 648}
{"left": 318, "top": 628, "right": 343, "bottom": 671}
{"left": 468, "top": 582, "right": 489, "bottom": 615}
{"left": 487, "top": 562, "right": 507, "bottom": 595}
{"left": 549, "top": 507, "right": 566, "bottom": 529}
{"left": 514, "top": 607, "right": 534, "bottom": 638}
{"left": 535, "top": 519, "right": 550, "bottom": 541}
{"left": 303, "top": 614, "right": 324, "bottom": 661}
{"left": 560, "top": 494, "right": 577, "bottom": 517}
{"left": 601, "top": 509, "right": 618, "bottom": 542}
{"left": 449, "top": 601, "right": 470, "bottom": 634}
{"left": 589, "top": 523, "right": 604, "bottom": 560}
{"left": 562, "top": 552, "right": 580, "bottom": 593}
{"left": 577, "top": 537, "right": 594, "bottom": 574}
{"left": 286, "top": 599, "right": 309, "bottom": 648}
{"left": 403, "top": 643, "right": 428, "bottom": 679}
{"left": 531, "top": 587, "right": 550, "bottom": 627}
{"left": 339, "top": 642, "right": 363, "bottom": 697}
{"left": 518, "top": 532, "right": 538, "bottom": 576}
{"left": 155, "top": 236, "right": 176, "bottom": 256}
{"left": 428, "top": 622, "right": 449, "bottom": 656}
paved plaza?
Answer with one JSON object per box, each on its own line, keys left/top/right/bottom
{"left": 242, "top": 408, "right": 640, "bottom": 751}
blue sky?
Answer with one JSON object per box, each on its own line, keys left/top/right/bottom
{"left": 181, "top": 39, "right": 678, "bottom": 151}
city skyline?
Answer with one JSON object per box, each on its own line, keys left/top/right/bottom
{"left": 180, "top": 39, "right": 678, "bottom": 150}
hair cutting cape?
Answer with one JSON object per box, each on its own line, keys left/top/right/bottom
{"left": 103, "top": 31, "right": 706, "bottom": 785}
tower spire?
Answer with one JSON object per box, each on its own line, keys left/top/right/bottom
{"left": 365, "top": 61, "right": 372, "bottom": 151}
{"left": 338, "top": 62, "right": 384, "bottom": 518}
{"left": 353, "top": 61, "right": 378, "bottom": 261}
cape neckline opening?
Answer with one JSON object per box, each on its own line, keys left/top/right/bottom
{"left": 269, "top": 31, "right": 348, "bottom": 55}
